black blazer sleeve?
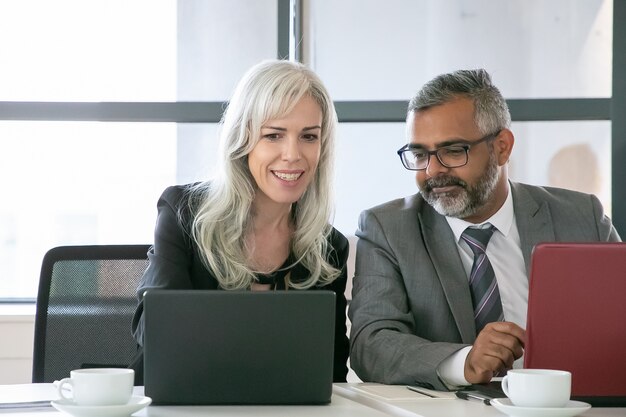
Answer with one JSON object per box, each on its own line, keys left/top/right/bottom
{"left": 324, "top": 228, "right": 350, "bottom": 383}
{"left": 283, "top": 227, "right": 350, "bottom": 382}
{"left": 131, "top": 185, "right": 196, "bottom": 346}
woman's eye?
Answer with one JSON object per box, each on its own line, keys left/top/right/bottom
{"left": 263, "top": 133, "right": 281, "bottom": 140}
{"left": 301, "top": 134, "right": 319, "bottom": 142}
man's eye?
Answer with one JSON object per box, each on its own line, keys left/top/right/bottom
{"left": 441, "top": 147, "right": 465, "bottom": 156}
{"left": 413, "top": 151, "right": 428, "bottom": 159}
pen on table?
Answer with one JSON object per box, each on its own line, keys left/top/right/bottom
{"left": 406, "top": 386, "right": 437, "bottom": 398}
{"left": 0, "top": 400, "right": 53, "bottom": 409}
{"left": 454, "top": 390, "right": 492, "bottom": 405}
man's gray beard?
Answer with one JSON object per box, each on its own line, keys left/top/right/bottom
{"left": 419, "top": 152, "right": 500, "bottom": 219}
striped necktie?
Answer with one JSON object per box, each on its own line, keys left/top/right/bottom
{"left": 461, "top": 224, "right": 504, "bottom": 334}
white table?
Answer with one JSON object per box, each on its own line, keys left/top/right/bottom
{"left": 2, "top": 383, "right": 626, "bottom": 417}
{"left": 333, "top": 383, "right": 626, "bottom": 417}
{"left": 143, "top": 395, "right": 394, "bottom": 417}
{"left": 0, "top": 384, "right": 389, "bottom": 417}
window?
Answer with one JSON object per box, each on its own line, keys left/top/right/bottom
{"left": 1, "top": 0, "right": 623, "bottom": 300}
{"left": 0, "top": 0, "right": 277, "bottom": 299}
{"left": 305, "top": 0, "right": 612, "bottom": 100}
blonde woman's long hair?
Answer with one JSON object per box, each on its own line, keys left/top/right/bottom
{"left": 186, "top": 60, "right": 340, "bottom": 290}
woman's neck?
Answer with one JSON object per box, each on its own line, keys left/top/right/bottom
{"left": 250, "top": 194, "right": 293, "bottom": 232}
{"left": 245, "top": 194, "right": 294, "bottom": 275}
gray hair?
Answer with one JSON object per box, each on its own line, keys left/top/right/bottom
{"left": 187, "top": 59, "right": 340, "bottom": 290}
{"left": 408, "top": 69, "right": 511, "bottom": 134}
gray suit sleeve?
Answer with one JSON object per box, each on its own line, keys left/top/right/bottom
{"left": 590, "top": 194, "right": 621, "bottom": 242}
{"left": 348, "top": 209, "right": 467, "bottom": 390}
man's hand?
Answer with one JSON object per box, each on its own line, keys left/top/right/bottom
{"left": 464, "top": 322, "right": 525, "bottom": 384}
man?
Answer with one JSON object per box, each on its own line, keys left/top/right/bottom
{"left": 348, "top": 69, "right": 620, "bottom": 391}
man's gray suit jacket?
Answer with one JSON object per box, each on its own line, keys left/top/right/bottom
{"left": 348, "top": 181, "right": 620, "bottom": 390}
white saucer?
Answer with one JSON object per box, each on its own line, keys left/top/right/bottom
{"left": 51, "top": 395, "right": 151, "bottom": 417}
{"left": 491, "top": 398, "right": 591, "bottom": 417}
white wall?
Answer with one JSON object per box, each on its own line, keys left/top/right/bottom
{"left": 0, "top": 306, "right": 34, "bottom": 384}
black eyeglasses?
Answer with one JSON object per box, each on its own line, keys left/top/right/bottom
{"left": 397, "top": 131, "right": 500, "bottom": 171}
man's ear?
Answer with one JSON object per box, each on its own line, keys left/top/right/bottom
{"left": 494, "top": 129, "right": 514, "bottom": 166}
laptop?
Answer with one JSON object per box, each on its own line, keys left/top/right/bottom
{"left": 524, "top": 242, "right": 626, "bottom": 407}
{"left": 142, "top": 290, "right": 336, "bottom": 405}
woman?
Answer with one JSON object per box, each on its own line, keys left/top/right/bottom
{"left": 131, "top": 59, "right": 349, "bottom": 383}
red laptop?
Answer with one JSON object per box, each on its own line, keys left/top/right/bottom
{"left": 524, "top": 242, "right": 626, "bottom": 407}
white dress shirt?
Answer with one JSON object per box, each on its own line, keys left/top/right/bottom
{"left": 437, "top": 182, "right": 528, "bottom": 387}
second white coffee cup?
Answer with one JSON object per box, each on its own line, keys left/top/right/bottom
{"left": 501, "top": 369, "right": 571, "bottom": 408}
{"left": 57, "top": 368, "right": 134, "bottom": 406}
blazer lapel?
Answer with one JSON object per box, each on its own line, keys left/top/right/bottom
{"left": 511, "top": 182, "right": 556, "bottom": 274}
{"left": 419, "top": 205, "right": 477, "bottom": 343}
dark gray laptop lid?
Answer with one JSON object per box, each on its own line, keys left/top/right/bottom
{"left": 143, "top": 290, "right": 336, "bottom": 405}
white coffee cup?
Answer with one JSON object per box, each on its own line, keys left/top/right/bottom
{"left": 501, "top": 369, "right": 571, "bottom": 408}
{"left": 57, "top": 368, "right": 134, "bottom": 406}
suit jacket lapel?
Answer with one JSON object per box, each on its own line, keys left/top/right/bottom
{"left": 511, "top": 182, "right": 556, "bottom": 274}
{"left": 414, "top": 183, "right": 554, "bottom": 343}
{"left": 419, "top": 204, "right": 477, "bottom": 343}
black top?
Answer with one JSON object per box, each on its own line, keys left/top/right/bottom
{"left": 255, "top": 253, "right": 296, "bottom": 286}
{"left": 131, "top": 184, "right": 350, "bottom": 384}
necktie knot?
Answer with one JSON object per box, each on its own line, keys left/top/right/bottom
{"left": 461, "top": 224, "right": 496, "bottom": 255}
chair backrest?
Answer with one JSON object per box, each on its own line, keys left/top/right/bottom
{"left": 32, "top": 245, "right": 150, "bottom": 383}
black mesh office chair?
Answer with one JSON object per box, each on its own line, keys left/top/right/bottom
{"left": 32, "top": 245, "right": 150, "bottom": 383}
